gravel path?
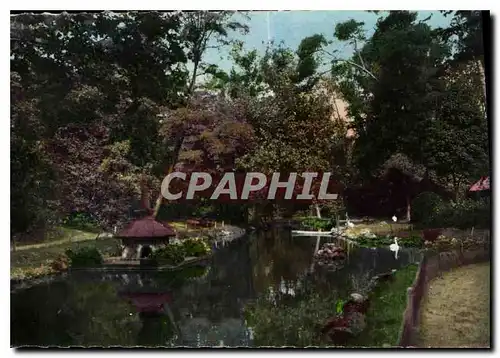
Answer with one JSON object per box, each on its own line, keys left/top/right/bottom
{"left": 419, "top": 262, "right": 491, "bottom": 348}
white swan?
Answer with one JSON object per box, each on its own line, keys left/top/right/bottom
{"left": 390, "top": 238, "right": 400, "bottom": 259}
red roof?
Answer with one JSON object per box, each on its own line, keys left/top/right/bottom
{"left": 116, "top": 216, "right": 177, "bottom": 238}
{"left": 470, "top": 176, "right": 490, "bottom": 191}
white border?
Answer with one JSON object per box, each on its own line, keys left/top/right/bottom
{"left": 3, "top": 2, "right": 499, "bottom": 357}
{"left": 4, "top": 0, "right": 500, "bottom": 10}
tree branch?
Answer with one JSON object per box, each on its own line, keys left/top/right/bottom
{"left": 321, "top": 48, "right": 378, "bottom": 81}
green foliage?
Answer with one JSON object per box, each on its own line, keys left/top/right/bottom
{"left": 244, "top": 292, "right": 338, "bottom": 347}
{"left": 411, "top": 192, "right": 444, "bottom": 224}
{"left": 426, "top": 198, "right": 490, "bottom": 229}
{"left": 65, "top": 247, "right": 103, "bottom": 268}
{"left": 300, "top": 217, "right": 335, "bottom": 231}
{"left": 331, "top": 11, "right": 487, "bottom": 190}
{"left": 335, "top": 299, "right": 345, "bottom": 315}
{"left": 353, "top": 264, "right": 418, "bottom": 347}
{"left": 334, "top": 19, "right": 366, "bottom": 42}
{"left": 351, "top": 234, "right": 423, "bottom": 249}
{"left": 182, "top": 237, "right": 211, "bottom": 257}
{"left": 62, "top": 212, "right": 100, "bottom": 232}
{"left": 152, "top": 244, "right": 186, "bottom": 266}
{"left": 424, "top": 234, "right": 489, "bottom": 252}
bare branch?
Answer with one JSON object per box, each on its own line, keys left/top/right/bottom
{"left": 321, "top": 48, "right": 377, "bottom": 81}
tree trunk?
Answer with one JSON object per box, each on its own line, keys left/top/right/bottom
{"left": 153, "top": 136, "right": 184, "bottom": 219}
{"left": 477, "top": 59, "right": 487, "bottom": 105}
{"left": 315, "top": 204, "right": 322, "bottom": 219}
{"left": 406, "top": 195, "right": 411, "bottom": 222}
{"left": 187, "top": 56, "right": 200, "bottom": 96}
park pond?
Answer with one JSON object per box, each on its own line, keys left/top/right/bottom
{"left": 11, "top": 228, "right": 422, "bottom": 347}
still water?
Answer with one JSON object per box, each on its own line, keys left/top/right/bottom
{"left": 11, "top": 228, "right": 421, "bottom": 347}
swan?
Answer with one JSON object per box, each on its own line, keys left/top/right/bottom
{"left": 346, "top": 220, "right": 355, "bottom": 228}
{"left": 390, "top": 238, "right": 400, "bottom": 259}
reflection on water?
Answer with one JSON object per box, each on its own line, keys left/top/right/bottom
{"left": 11, "top": 229, "right": 421, "bottom": 347}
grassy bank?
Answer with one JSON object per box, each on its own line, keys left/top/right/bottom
{"left": 419, "top": 262, "right": 490, "bottom": 348}
{"left": 11, "top": 227, "right": 120, "bottom": 280}
{"left": 351, "top": 264, "right": 419, "bottom": 347}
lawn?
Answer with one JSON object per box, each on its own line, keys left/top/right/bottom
{"left": 418, "top": 262, "right": 490, "bottom": 348}
{"left": 351, "top": 264, "right": 419, "bottom": 347}
{"left": 11, "top": 227, "right": 121, "bottom": 280}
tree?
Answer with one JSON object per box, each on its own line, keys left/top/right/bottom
{"left": 330, "top": 10, "right": 489, "bottom": 205}
{"left": 10, "top": 11, "right": 191, "bottom": 233}
{"left": 420, "top": 63, "right": 489, "bottom": 198}
{"left": 180, "top": 11, "right": 249, "bottom": 95}
{"left": 151, "top": 11, "right": 250, "bottom": 217}
{"left": 438, "top": 11, "right": 487, "bottom": 104}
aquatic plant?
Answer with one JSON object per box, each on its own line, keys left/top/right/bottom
{"left": 349, "top": 233, "right": 423, "bottom": 249}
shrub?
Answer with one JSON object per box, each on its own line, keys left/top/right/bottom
{"left": 182, "top": 237, "right": 211, "bottom": 257}
{"left": 429, "top": 198, "right": 490, "bottom": 229}
{"left": 424, "top": 234, "right": 489, "bottom": 252}
{"left": 244, "top": 291, "right": 339, "bottom": 347}
{"left": 152, "top": 244, "right": 186, "bottom": 266}
{"left": 62, "top": 212, "right": 100, "bottom": 232}
{"left": 65, "top": 247, "right": 103, "bottom": 268}
{"left": 300, "top": 217, "right": 335, "bottom": 231}
{"left": 50, "top": 254, "right": 70, "bottom": 272}
{"left": 411, "top": 192, "right": 444, "bottom": 224}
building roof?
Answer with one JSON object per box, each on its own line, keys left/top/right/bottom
{"left": 470, "top": 176, "right": 490, "bottom": 191}
{"left": 116, "top": 216, "right": 177, "bottom": 239}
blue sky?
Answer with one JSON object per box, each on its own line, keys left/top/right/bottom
{"left": 203, "top": 11, "right": 453, "bottom": 72}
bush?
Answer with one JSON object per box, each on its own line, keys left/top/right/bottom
{"left": 411, "top": 192, "right": 444, "bottom": 224}
{"left": 244, "top": 292, "right": 339, "bottom": 347}
{"left": 182, "top": 237, "right": 211, "bottom": 257}
{"left": 152, "top": 244, "right": 186, "bottom": 266}
{"left": 300, "top": 217, "right": 335, "bottom": 231}
{"left": 62, "top": 212, "right": 100, "bottom": 232}
{"left": 429, "top": 198, "right": 490, "bottom": 229}
{"left": 65, "top": 247, "right": 103, "bottom": 268}
{"left": 50, "top": 254, "right": 70, "bottom": 272}
{"left": 424, "top": 234, "right": 489, "bottom": 252}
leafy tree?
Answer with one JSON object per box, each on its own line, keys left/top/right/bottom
{"left": 180, "top": 11, "right": 249, "bottom": 95}
{"left": 330, "top": 10, "right": 488, "bottom": 203}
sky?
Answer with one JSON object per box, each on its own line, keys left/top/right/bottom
{"left": 203, "top": 11, "right": 453, "bottom": 72}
